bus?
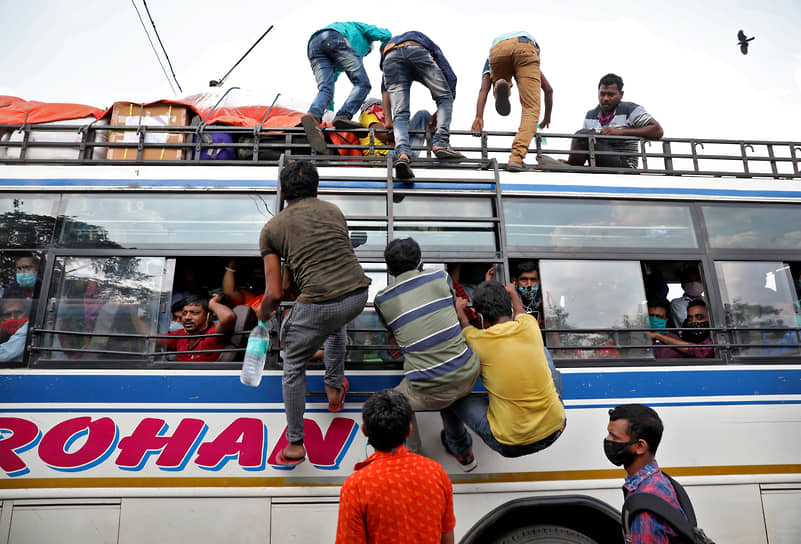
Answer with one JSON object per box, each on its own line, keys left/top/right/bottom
{"left": 1, "top": 118, "right": 800, "bottom": 544}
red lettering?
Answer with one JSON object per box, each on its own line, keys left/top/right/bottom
{"left": 194, "top": 418, "right": 266, "bottom": 470}
{"left": 39, "top": 417, "right": 118, "bottom": 471}
{"left": 0, "top": 417, "right": 41, "bottom": 477}
{"left": 116, "top": 418, "right": 207, "bottom": 471}
{"left": 268, "top": 418, "right": 357, "bottom": 469}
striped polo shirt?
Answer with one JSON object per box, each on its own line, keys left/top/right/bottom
{"left": 583, "top": 101, "right": 653, "bottom": 168}
{"left": 374, "top": 269, "right": 480, "bottom": 391}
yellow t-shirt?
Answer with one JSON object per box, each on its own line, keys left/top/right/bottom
{"left": 358, "top": 110, "right": 388, "bottom": 156}
{"left": 463, "top": 313, "right": 564, "bottom": 445}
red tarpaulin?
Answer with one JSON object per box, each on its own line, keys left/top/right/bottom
{"left": 0, "top": 96, "right": 105, "bottom": 124}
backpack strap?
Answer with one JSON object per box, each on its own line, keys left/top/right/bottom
{"left": 623, "top": 492, "right": 697, "bottom": 543}
{"left": 663, "top": 472, "right": 698, "bottom": 527}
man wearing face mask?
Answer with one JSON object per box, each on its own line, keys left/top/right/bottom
{"left": 650, "top": 300, "right": 713, "bottom": 358}
{"left": 0, "top": 297, "right": 31, "bottom": 363}
{"left": 670, "top": 266, "right": 705, "bottom": 328}
{"left": 605, "top": 404, "right": 686, "bottom": 544}
{"left": 374, "top": 238, "right": 480, "bottom": 465}
{"left": 162, "top": 294, "right": 235, "bottom": 362}
{"left": 5, "top": 255, "right": 40, "bottom": 300}
{"left": 485, "top": 261, "right": 544, "bottom": 326}
{"left": 646, "top": 300, "right": 682, "bottom": 359}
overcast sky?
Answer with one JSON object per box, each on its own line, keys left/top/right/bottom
{"left": 1, "top": 0, "right": 800, "bottom": 141}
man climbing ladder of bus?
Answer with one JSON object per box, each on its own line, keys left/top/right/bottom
{"left": 257, "top": 160, "right": 371, "bottom": 466}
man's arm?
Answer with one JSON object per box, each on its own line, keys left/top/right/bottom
{"left": 334, "top": 481, "right": 368, "bottom": 544}
{"left": 381, "top": 90, "right": 393, "bottom": 130}
{"left": 208, "top": 293, "right": 235, "bottom": 335}
{"left": 505, "top": 283, "right": 525, "bottom": 318}
{"left": 454, "top": 297, "right": 472, "bottom": 330}
{"left": 222, "top": 259, "right": 245, "bottom": 306}
{"left": 0, "top": 323, "right": 27, "bottom": 362}
{"left": 600, "top": 118, "right": 663, "bottom": 139}
{"left": 257, "top": 253, "right": 282, "bottom": 322}
{"left": 540, "top": 71, "right": 553, "bottom": 129}
{"left": 630, "top": 511, "right": 670, "bottom": 544}
{"left": 472, "top": 72, "right": 491, "bottom": 134}
{"left": 441, "top": 530, "right": 455, "bottom": 544}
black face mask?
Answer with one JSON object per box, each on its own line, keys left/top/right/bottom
{"left": 682, "top": 319, "right": 710, "bottom": 342}
{"left": 603, "top": 438, "right": 638, "bottom": 467}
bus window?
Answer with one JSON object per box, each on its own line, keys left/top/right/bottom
{"left": 394, "top": 196, "right": 497, "bottom": 253}
{"left": 0, "top": 195, "right": 59, "bottom": 248}
{"left": 319, "top": 194, "right": 387, "bottom": 251}
{"left": 58, "top": 194, "right": 275, "bottom": 249}
{"left": 505, "top": 199, "right": 698, "bottom": 249}
{"left": 716, "top": 261, "right": 801, "bottom": 357}
{"left": 539, "top": 260, "right": 652, "bottom": 360}
{"left": 703, "top": 204, "right": 801, "bottom": 250}
{"left": 37, "top": 256, "right": 168, "bottom": 362}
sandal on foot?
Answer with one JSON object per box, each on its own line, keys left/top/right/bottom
{"left": 433, "top": 147, "right": 465, "bottom": 160}
{"left": 394, "top": 156, "right": 415, "bottom": 181}
{"left": 301, "top": 113, "right": 328, "bottom": 154}
{"left": 494, "top": 79, "right": 511, "bottom": 116}
{"left": 328, "top": 377, "right": 349, "bottom": 412}
{"left": 275, "top": 448, "right": 306, "bottom": 466}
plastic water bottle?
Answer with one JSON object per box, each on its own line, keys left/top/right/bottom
{"left": 241, "top": 320, "right": 269, "bottom": 387}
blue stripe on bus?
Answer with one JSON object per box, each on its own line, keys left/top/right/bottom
{"left": 3, "top": 178, "right": 801, "bottom": 199}
{"left": 1, "top": 368, "right": 799, "bottom": 404}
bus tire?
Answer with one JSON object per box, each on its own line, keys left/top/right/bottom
{"left": 495, "top": 524, "right": 598, "bottom": 544}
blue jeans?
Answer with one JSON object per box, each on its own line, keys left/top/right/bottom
{"left": 440, "top": 348, "right": 565, "bottom": 458}
{"left": 307, "top": 30, "right": 371, "bottom": 121}
{"left": 382, "top": 45, "right": 453, "bottom": 157}
{"left": 387, "top": 110, "right": 431, "bottom": 159}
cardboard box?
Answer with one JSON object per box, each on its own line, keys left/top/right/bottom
{"left": 107, "top": 102, "right": 188, "bottom": 161}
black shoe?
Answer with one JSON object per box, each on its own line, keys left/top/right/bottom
{"left": 440, "top": 430, "right": 477, "bottom": 472}
{"left": 494, "top": 79, "right": 511, "bottom": 116}
{"left": 301, "top": 113, "right": 328, "bottom": 154}
{"left": 394, "top": 156, "right": 415, "bottom": 182}
{"left": 333, "top": 117, "right": 364, "bottom": 130}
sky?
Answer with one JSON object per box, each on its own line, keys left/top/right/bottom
{"left": 1, "top": 0, "right": 800, "bottom": 141}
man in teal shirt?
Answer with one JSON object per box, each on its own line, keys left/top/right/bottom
{"left": 302, "top": 22, "right": 391, "bottom": 152}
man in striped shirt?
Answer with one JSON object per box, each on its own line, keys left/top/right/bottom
{"left": 374, "top": 238, "right": 480, "bottom": 467}
{"left": 565, "top": 73, "right": 663, "bottom": 168}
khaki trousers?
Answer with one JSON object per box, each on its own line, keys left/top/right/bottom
{"left": 489, "top": 38, "right": 541, "bottom": 162}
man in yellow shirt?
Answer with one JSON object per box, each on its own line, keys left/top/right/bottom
{"left": 358, "top": 94, "right": 432, "bottom": 158}
{"left": 440, "top": 280, "right": 564, "bottom": 463}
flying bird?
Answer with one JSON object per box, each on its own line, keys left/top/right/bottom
{"left": 737, "top": 30, "right": 755, "bottom": 55}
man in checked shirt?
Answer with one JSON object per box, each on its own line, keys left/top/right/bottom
{"left": 605, "top": 404, "right": 687, "bottom": 544}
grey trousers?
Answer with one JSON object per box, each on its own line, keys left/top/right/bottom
{"left": 281, "top": 287, "right": 368, "bottom": 443}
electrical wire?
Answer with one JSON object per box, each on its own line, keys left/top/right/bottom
{"left": 142, "top": 0, "right": 183, "bottom": 93}
{"left": 130, "top": 0, "right": 177, "bottom": 95}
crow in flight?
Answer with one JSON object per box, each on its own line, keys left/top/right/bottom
{"left": 737, "top": 30, "right": 754, "bottom": 55}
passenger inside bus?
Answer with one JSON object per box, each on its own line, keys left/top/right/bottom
{"left": 222, "top": 258, "right": 265, "bottom": 313}
{"left": 0, "top": 296, "right": 30, "bottom": 363}
{"left": 670, "top": 265, "right": 705, "bottom": 328}
{"left": 4, "top": 253, "right": 41, "bottom": 299}
{"left": 649, "top": 299, "right": 714, "bottom": 358}
{"left": 162, "top": 294, "right": 235, "bottom": 362}
{"left": 647, "top": 299, "right": 683, "bottom": 359}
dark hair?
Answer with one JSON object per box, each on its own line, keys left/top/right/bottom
{"left": 514, "top": 261, "right": 538, "bottom": 280}
{"left": 647, "top": 299, "right": 671, "bottom": 314}
{"left": 679, "top": 265, "right": 701, "bottom": 285}
{"left": 598, "top": 73, "right": 624, "bottom": 91}
{"left": 687, "top": 299, "right": 707, "bottom": 312}
{"left": 362, "top": 389, "right": 412, "bottom": 451}
{"left": 171, "top": 298, "right": 188, "bottom": 315}
{"left": 384, "top": 238, "right": 421, "bottom": 277}
{"left": 180, "top": 294, "right": 209, "bottom": 313}
{"left": 609, "top": 404, "right": 663, "bottom": 454}
{"left": 279, "top": 160, "right": 319, "bottom": 201}
{"left": 471, "top": 280, "right": 512, "bottom": 325}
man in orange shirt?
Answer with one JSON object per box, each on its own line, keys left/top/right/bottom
{"left": 335, "top": 389, "right": 456, "bottom": 544}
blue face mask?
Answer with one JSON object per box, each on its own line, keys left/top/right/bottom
{"left": 15, "top": 272, "right": 36, "bottom": 289}
{"left": 169, "top": 321, "right": 185, "bottom": 332}
{"left": 649, "top": 316, "right": 668, "bottom": 330}
{"left": 517, "top": 284, "right": 539, "bottom": 297}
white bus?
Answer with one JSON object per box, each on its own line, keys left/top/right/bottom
{"left": 1, "top": 122, "right": 800, "bottom": 543}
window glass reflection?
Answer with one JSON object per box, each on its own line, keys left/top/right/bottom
{"left": 319, "top": 194, "right": 386, "bottom": 217}
{"left": 40, "top": 256, "right": 168, "bottom": 360}
{"left": 393, "top": 196, "right": 493, "bottom": 218}
{"left": 716, "top": 261, "right": 801, "bottom": 357}
{"left": 59, "top": 195, "right": 275, "bottom": 248}
{"left": 703, "top": 206, "right": 801, "bottom": 249}
{"left": 505, "top": 199, "right": 697, "bottom": 249}
{"left": 394, "top": 222, "right": 496, "bottom": 252}
{"left": 0, "top": 196, "right": 59, "bottom": 247}
{"left": 540, "top": 260, "right": 652, "bottom": 359}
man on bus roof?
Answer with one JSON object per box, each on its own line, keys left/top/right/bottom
{"left": 258, "top": 160, "right": 371, "bottom": 466}
{"left": 162, "top": 294, "right": 235, "bottom": 362}
{"left": 335, "top": 389, "right": 456, "bottom": 544}
{"left": 564, "top": 73, "right": 663, "bottom": 169}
